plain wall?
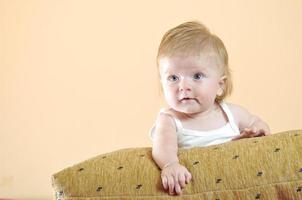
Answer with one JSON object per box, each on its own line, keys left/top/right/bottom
{"left": 1, "top": 0, "right": 302, "bottom": 199}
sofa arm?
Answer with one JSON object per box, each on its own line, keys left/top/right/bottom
{"left": 51, "top": 130, "right": 302, "bottom": 200}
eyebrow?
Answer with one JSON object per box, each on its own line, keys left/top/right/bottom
{"left": 163, "top": 67, "right": 208, "bottom": 75}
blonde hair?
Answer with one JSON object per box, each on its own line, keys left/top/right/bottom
{"left": 156, "top": 21, "right": 233, "bottom": 102}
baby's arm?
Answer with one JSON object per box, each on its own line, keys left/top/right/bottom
{"left": 228, "top": 103, "right": 271, "bottom": 140}
{"left": 151, "top": 112, "right": 192, "bottom": 195}
{"left": 151, "top": 113, "right": 179, "bottom": 169}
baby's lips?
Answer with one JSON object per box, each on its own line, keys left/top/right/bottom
{"left": 180, "top": 97, "right": 191, "bottom": 101}
{"left": 179, "top": 97, "right": 198, "bottom": 103}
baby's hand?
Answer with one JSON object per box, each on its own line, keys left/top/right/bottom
{"left": 232, "top": 126, "right": 271, "bottom": 141}
{"left": 161, "top": 162, "right": 192, "bottom": 196}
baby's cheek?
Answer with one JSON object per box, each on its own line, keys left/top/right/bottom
{"left": 164, "top": 93, "right": 177, "bottom": 106}
{"left": 199, "top": 88, "right": 217, "bottom": 99}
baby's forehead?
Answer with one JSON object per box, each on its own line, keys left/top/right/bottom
{"left": 159, "top": 55, "right": 220, "bottom": 74}
{"left": 163, "top": 65, "right": 206, "bottom": 74}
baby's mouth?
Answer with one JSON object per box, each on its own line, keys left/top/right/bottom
{"left": 180, "top": 98, "right": 199, "bottom": 103}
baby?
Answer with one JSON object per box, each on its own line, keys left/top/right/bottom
{"left": 149, "top": 21, "right": 271, "bottom": 196}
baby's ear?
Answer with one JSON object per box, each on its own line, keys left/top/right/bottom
{"left": 219, "top": 75, "right": 227, "bottom": 87}
{"left": 217, "top": 76, "right": 227, "bottom": 96}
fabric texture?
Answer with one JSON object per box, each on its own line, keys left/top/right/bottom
{"left": 149, "top": 101, "right": 240, "bottom": 148}
{"left": 52, "top": 130, "right": 302, "bottom": 200}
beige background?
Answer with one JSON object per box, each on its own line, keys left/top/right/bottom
{"left": 1, "top": 0, "right": 301, "bottom": 199}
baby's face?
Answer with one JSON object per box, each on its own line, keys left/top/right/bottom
{"left": 159, "top": 55, "right": 225, "bottom": 114}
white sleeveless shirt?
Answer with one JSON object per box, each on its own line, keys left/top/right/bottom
{"left": 149, "top": 101, "right": 240, "bottom": 149}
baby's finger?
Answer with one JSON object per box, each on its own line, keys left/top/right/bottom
{"left": 254, "top": 129, "right": 265, "bottom": 137}
{"left": 264, "top": 130, "right": 271, "bottom": 136}
{"left": 185, "top": 172, "right": 192, "bottom": 183}
{"left": 175, "top": 183, "right": 182, "bottom": 195}
{"left": 162, "top": 176, "right": 168, "bottom": 190}
{"left": 178, "top": 173, "right": 186, "bottom": 188}
{"left": 231, "top": 135, "right": 241, "bottom": 141}
{"left": 233, "top": 130, "right": 252, "bottom": 140}
{"left": 244, "top": 128, "right": 251, "bottom": 132}
{"left": 167, "top": 176, "right": 175, "bottom": 195}
{"left": 244, "top": 129, "right": 255, "bottom": 137}
{"left": 252, "top": 127, "right": 257, "bottom": 134}
{"left": 243, "top": 128, "right": 253, "bottom": 134}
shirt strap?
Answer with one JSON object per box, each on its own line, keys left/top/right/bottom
{"left": 219, "top": 101, "right": 240, "bottom": 133}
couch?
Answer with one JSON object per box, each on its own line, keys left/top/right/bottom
{"left": 51, "top": 130, "right": 302, "bottom": 199}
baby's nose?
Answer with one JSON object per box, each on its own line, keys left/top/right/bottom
{"left": 179, "top": 79, "right": 192, "bottom": 91}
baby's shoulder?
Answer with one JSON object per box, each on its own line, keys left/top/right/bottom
{"left": 156, "top": 108, "right": 176, "bottom": 129}
{"left": 159, "top": 107, "right": 177, "bottom": 117}
{"left": 224, "top": 102, "right": 242, "bottom": 113}
{"left": 224, "top": 102, "right": 251, "bottom": 122}
{"left": 156, "top": 108, "right": 177, "bottom": 126}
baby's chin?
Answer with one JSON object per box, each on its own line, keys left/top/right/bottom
{"left": 170, "top": 104, "right": 201, "bottom": 114}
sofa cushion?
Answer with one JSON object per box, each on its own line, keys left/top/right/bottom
{"left": 51, "top": 130, "right": 302, "bottom": 199}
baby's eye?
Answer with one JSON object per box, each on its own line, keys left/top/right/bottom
{"left": 167, "top": 75, "right": 179, "bottom": 82}
{"left": 193, "top": 73, "right": 205, "bottom": 80}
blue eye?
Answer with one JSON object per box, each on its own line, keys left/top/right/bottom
{"left": 193, "top": 73, "right": 204, "bottom": 80}
{"left": 167, "top": 75, "right": 179, "bottom": 82}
